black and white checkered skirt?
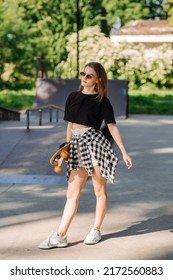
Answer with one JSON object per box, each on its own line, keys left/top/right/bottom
{"left": 67, "top": 127, "right": 118, "bottom": 184}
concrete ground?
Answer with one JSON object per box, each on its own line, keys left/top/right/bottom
{"left": 0, "top": 112, "right": 173, "bottom": 260}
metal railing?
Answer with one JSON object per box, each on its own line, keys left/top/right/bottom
{"left": 26, "top": 104, "right": 64, "bottom": 130}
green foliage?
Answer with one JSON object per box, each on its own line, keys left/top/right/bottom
{"left": 147, "top": 0, "right": 168, "bottom": 19}
{"left": 79, "top": 0, "right": 110, "bottom": 36}
{"left": 1, "top": 87, "right": 173, "bottom": 114}
{"left": 164, "top": 0, "right": 173, "bottom": 25}
{"left": 18, "top": 0, "right": 77, "bottom": 71}
{"left": 55, "top": 26, "right": 173, "bottom": 89}
{"left": 0, "top": 0, "right": 169, "bottom": 89}
{"left": 0, "top": 89, "right": 35, "bottom": 110}
{"left": 0, "top": 0, "right": 30, "bottom": 86}
{"left": 102, "top": 0, "right": 167, "bottom": 29}
{"left": 129, "top": 88, "right": 173, "bottom": 114}
{"left": 17, "top": 0, "right": 111, "bottom": 71}
{"left": 102, "top": 0, "right": 148, "bottom": 30}
{"left": 55, "top": 26, "right": 116, "bottom": 78}
{"left": 0, "top": 0, "right": 113, "bottom": 87}
{"left": 112, "top": 43, "right": 173, "bottom": 89}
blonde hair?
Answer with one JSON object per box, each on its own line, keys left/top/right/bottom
{"left": 80, "top": 62, "right": 108, "bottom": 100}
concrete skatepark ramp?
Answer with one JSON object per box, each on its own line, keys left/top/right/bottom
{"left": 35, "top": 78, "right": 128, "bottom": 119}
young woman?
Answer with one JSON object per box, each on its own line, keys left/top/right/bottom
{"left": 38, "top": 62, "right": 132, "bottom": 249}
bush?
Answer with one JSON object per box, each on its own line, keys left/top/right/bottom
{"left": 113, "top": 43, "right": 173, "bottom": 89}
{"left": 55, "top": 26, "right": 173, "bottom": 89}
{"left": 0, "top": 89, "right": 35, "bottom": 110}
{"left": 55, "top": 26, "right": 116, "bottom": 79}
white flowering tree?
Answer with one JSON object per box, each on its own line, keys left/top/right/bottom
{"left": 55, "top": 26, "right": 173, "bottom": 89}
{"left": 113, "top": 42, "right": 173, "bottom": 88}
{"left": 55, "top": 26, "right": 116, "bottom": 79}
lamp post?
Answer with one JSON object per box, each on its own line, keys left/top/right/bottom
{"left": 76, "top": 0, "right": 80, "bottom": 78}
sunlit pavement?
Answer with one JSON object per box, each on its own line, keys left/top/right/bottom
{"left": 0, "top": 113, "right": 173, "bottom": 260}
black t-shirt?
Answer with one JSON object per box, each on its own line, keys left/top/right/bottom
{"left": 64, "top": 91, "right": 116, "bottom": 129}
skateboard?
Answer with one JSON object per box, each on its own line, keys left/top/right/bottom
{"left": 50, "top": 143, "right": 70, "bottom": 173}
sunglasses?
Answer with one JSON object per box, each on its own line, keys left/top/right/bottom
{"left": 80, "top": 71, "right": 94, "bottom": 79}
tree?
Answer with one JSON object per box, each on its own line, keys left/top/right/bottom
{"left": 0, "top": 0, "right": 29, "bottom": 87}
{"left": 164, "top": 0, "right": 173, "bottom": 25}
{"left": 102, "top": 0, "right": 167, "bottom": 31}
{"left": 18, "top": 0, "right": 77, "bottom": 74}
{"left": 79, "top": 0, "right": 110, "bottom": 36}
{"left": 1, "top": 0, "right": 110, "bottom": 85}
{"left": 17, "top": 0, "right": 111, "bottom": 77}
{"left": 146, "top": 0, "right": 168, "bottom": 19}
{"left": 55, "top": 26, "right": 116, "bottom": 78}
{"left": 0, "top": 0, "right": 169, "bottom": 88}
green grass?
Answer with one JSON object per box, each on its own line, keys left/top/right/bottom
{"left": 129, "top": 89, "right": 173, "bottom": 114}
{"left": 0, "top": 89, "right": 35, "bottom": 111}
{"left": 0, "top": 87, "right": 173, "bottom": 114}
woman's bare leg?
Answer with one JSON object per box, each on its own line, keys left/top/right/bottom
{"left": 57, "top": 168, "right": 88, "bottom": 236}
{"left": 92, "top": 166, "right": 107, "bottom": 230}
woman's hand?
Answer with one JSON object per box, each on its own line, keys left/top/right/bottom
{"left": 123, "top": 153, "right": 133, "bottom": 169}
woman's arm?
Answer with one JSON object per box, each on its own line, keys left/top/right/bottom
{"left": 107, "top": 123, "right": 133, "bottom": 169}
{"left": 66, "top": 122, "right": 73, "bottom": 142}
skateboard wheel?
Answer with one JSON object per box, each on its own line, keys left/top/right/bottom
{"left": 54, "top": 165, "right": 63, "bottom": 173}
{"left": 60, "top": 150, "right": 69, "bottom": 160}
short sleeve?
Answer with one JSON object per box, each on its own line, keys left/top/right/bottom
{"left": 64, "top": 92, "right": 73, "bottom": 121}
{"left": 101, "top": 97, "right": 116, "bottom": 124}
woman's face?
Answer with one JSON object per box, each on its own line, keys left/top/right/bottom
{"left": 80, "top": 66, "right": 98, "bottom": 89}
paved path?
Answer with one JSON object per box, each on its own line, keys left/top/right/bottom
{"left": 0, "top": 113, "right": 173, "bottom": 260}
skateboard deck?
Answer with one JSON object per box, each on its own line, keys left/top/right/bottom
{"left": 50, "top": 143, "right": 70, "bottom": 173}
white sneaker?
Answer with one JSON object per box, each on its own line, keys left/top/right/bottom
{"left": 84, "top": 226, "right": 101, "bottom": 245}
{"left": 38, "top": 232, "right": 68, "bottom": 249}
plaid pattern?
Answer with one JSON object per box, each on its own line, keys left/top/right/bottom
{"left": 67, "top": 128, "right": 118, "bottom": 184}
